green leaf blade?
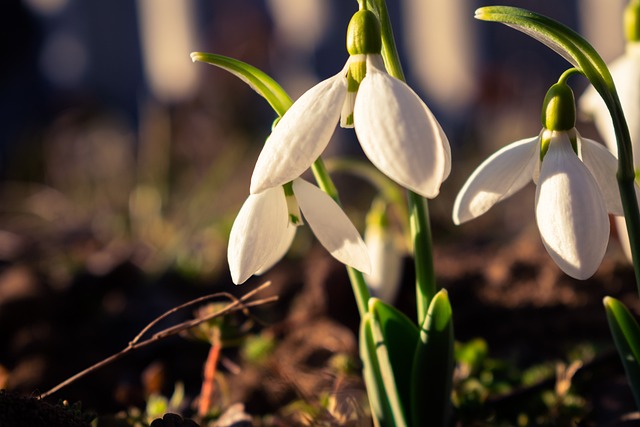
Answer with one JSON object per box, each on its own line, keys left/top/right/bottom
{"left": 411, "top": 289, "right": 454, "bottom": 427}
{"left": 369, "top": 298, "right": 420, "bottom": 421}
{"left": 360, "top": 312, "right": 408, "bottom": 427}
{"left": 604, "top": 296, "right": 640, "bottom": 409}
{"left": 190, "top": 52, "right": 292, "bottom": 116}
{"left": 474, "top": 6, "right": 614, "bottom": 96}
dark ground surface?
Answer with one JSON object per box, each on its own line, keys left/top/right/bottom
{"left": 1, "top": 220, "right": 640, "bottom": 426}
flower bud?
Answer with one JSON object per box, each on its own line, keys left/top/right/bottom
{"left": 347, "top": 10, "right": 382, "bottom": 56}
{"left": 363, "top": 200, "right": 402, "bottom": 304}
{"left": 541, "top": 82, "right": 576, "bottom": 132}
{"left": 625, "top": 0, "right": 640, "bottom": 42}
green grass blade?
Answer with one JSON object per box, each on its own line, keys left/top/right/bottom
{"left": 604, "top": 296, "right": 640, "bottom": 409}
{"left": 360, "top": 313, "right": 396, "bottom": 427}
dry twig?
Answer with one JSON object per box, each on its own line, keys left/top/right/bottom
{"left": 38, "top": 281, "right": 276, "bottom": 399}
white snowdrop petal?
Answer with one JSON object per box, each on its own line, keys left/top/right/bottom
{"left": 293, "top": 179, "right": 371, "bottom": 273}
{"left": 354, "top": 56, "right": 449, "bottom": 198}
{"left": 579, "top": 136, "right": 624, "bottom": 216}
{"left": 535, "top": 138, "right": 609, "bottom": 279}
{"left": 250, "top": 71, "right": 348, "bottom": 194}
{"left": 441, "top": 124, "right": 452, "bottom": 182}
{"left": 228, "top": 187, "right": 290, "bottom": 284}
{"left": 615, "top": 215, "right": 634, "bottom": 262}
{"left": 612, "top": 182, "right": 640, "bottom": 262}
{"left": 254, "top": 222, "right": 296, "bottom": 275}
{"left": 452, "top": 136, "right": 539, "bottom": 224}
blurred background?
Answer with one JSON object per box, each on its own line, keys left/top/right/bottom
{"left": 0, "top": 0, "right": 629, "bottom": 281}
{"left": 0, "top": 0, "right": 637, "bottom": 421}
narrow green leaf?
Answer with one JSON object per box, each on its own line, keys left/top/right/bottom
{"left": 360, "top": 303, "right": 413, "bottom": 427}
{"left": 474, "top": 6, "right": 613, "bottom": 94}
{"left": 360, "top": 313, "right": 396, "bottom": 427}
{"left": 369, "top": 298, "right": 420, "bottom": 420}
{"left": 604, "top": 296, "right": 640, "bottom": 409}
{"left": 190, "top": 52, "right": 292, "bottom": 116}
{"left": 411, "top": 289, "right": 454, "bottom": 427}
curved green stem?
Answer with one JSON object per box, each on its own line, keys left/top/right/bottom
{"left": 476, "top": 5, "right": 640, "bottom": 294}
{"left": 557, "top": 67, "right": 581, "bottom": 85}
{"left": 367, "top": 0, "right": 437, "bottom": 320}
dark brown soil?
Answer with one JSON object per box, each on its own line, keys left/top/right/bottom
{"left": 1, "top": 219, "right": 639, "bottom": 425}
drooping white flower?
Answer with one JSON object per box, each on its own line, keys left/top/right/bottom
{"left": 250, "top": 10, "right": 450, "bottom": 199}
{"left": 228, "top": 178, "right": 371, "bottom": 284}
{"left": 579, "top": 42, "right": 640, "bottom": 261}
{"left": 453, "top": 128, "right": 622, "bottom": 280}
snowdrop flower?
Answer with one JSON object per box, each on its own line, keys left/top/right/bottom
{"left": 228, "top": 178, "right": 371, "bottom": 284}
{"left": 453, "top": 80, "right": 623, "bottom": 279}
{"left": 579, "top": 4, "right": 640, "bottom": 261}
{"left": 250, "top": 9, "right": 451, "bottom": 199}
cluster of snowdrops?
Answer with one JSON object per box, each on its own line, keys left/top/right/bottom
{"left": 192, "top": 2, "right": 640, "bottom": 426}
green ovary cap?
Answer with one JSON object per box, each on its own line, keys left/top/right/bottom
{"left": 625, "top": 0, "right": 640, "bottom": 42}
{"left": 541, "top": 82, "right": 575, "bottom": 131}
{"left": 347, "top": 10, "right": 382, "bottom": 55}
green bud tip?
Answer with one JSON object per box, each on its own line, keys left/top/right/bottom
{"left": 347, "top": 10, "right": 382, "bottom": 56}
{"left": 541, "top": 82, "right": 576, "bottom": 132}
{"left": 366, "top": 198, "right": 389, "bottom": 230}
{"left": 625, "top": 0, "right": 640, "bottom": 42}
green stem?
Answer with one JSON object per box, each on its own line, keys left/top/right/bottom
{"left": 311, "top": 159, "right": 339, "bottom": 202}
{"left": 409, "top": 193, "right": 436, "bottom": 320}
{"left": 557, "top": 67, "right": 581, "bottom": 85}
{"left": 311, "top": 157, "right": 371, "bottom": 317}
{"left": 611, "top": 99, "right": 640, "bottom": 291}
{"left": 368, "top": 0, "right": 437, "bottom": 319}
{"left": 367, "top": 0, "right": 406, "bottom": 81}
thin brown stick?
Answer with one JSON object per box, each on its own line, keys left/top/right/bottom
{"left": 130, "top": 292, "right": 235, "bottom": 345}
{"left": 198, "top": 340, "right": 221, "bottom": 418}
{"left": 38, "top": 281, "right": 276, "bottom": 399}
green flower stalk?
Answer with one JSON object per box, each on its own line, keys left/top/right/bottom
{"left": 580, "top": 0, "right": 640, "bottom": 264}
{"left": 362, "top": 0, "right": 446, "bottom": 317}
